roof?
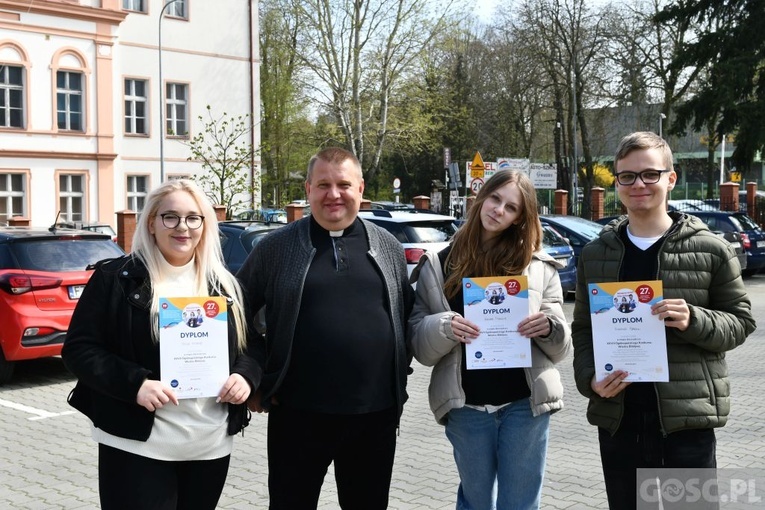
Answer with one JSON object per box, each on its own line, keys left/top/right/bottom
{"left": 0, "top": 226, "right": 113, "bottom": 241}
{"left": 359, "top": 210, "right": 456, "bottom": 223}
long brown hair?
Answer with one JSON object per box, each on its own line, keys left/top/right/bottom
{"left": 443, "top": 170, "right": 542, "bottom": 299}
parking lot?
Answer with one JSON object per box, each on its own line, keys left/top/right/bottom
{"left": 2, "top": 276, "right": 765, "bottom": 509}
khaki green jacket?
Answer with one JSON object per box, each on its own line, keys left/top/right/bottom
{"left": 572, "top": 213, "right": 756, "bottom": 435}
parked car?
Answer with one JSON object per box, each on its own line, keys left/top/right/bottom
{"left": 358, "top": 209, "right": 458, "bottom": 276}
{"left": 593, "top": 213, "right": 748, "bottom": 272}
{"left": 540, "top": 214, "right": 604, "bottom": 267}
{"left": 54, "top": 222, "right": 118, "bottom": 241}
{"left": 234, "top": 208, "right": 287, "bottom": 223}
{"left": 541, "top": 224, "right": 577, "bottom": 297}
{"left": 370, "top": 201, "right": 414, "bottom": 211}
{"left": 219, "top": 221, "right": 286, "bottom": 274}
{"left": 667, "top": 199, "right": 719, "bottom": 212}
{"left": 686, "top": 211, "right": 765, "bottom": 276}
{"left": 0, "top": 227, "right": 125, "bottom": 383}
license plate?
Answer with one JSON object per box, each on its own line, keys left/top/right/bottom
{"left": 68, "top": 285, "right": 85, "bottom": 299}
{"left": 758, "top": 241, "right": 765, "bottom": 249}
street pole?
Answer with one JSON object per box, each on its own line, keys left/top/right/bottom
{"left": 659, "top": 112, "right": 667, "bottom": 138}
{"left": 158, "top": 0, "right": 183, "bottom": 183}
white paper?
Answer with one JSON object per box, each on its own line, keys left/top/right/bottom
{"left": 159, "top": 297, "right": 230, "bottom": 398}
{"left": 588, "top": 281, "right": 669, "bottom": 382}
{"left": 462, "top": 276, "right": 531, "bottom": 369}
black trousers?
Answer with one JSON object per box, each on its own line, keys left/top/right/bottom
{"left": 267, "top": 405, "right": 398, "bottom": 510}
{"left": 598, "top": 410, "right": 717, "bottom": 510}
{"left": 98, "top": 443, "right": 230, "bottom": 510}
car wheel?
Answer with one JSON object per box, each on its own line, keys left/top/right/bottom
{"left": 0, "top": 349, "right": 14, "bottom": 385}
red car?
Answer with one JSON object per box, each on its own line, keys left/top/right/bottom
{"left": 0, "top": 227, "right": 124, "bottom": 383}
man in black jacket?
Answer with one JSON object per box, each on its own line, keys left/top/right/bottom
{"left": 238, "top": 147, "right": 414, "bottom": 509}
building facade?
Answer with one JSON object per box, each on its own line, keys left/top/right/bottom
{"left": 0, "top": 0, "right": 260, "bottom": 227}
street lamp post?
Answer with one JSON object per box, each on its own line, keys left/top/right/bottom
{"left": 158, "top": 0, "right": 183, "bottom": 183}
{"left": 659, "top": 112, "right": 667, "bottom": 138}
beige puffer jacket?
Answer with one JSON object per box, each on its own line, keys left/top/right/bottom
{"left": 408, "top": 249, "right": 572, "bottom": 425}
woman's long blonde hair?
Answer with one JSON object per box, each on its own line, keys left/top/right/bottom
{"left": 131, "top": 179, "right": 248, "bottom": 351}
{"left": 443, "top": 170, "right": 542, "bottom": 299}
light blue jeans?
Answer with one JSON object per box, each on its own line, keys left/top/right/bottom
{"left": 445, "top": 401, "right": 550, "bottom": 510}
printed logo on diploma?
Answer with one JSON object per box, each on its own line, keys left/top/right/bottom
{"left": 588, "top": 280, "right": 668, "bottom": 382}
{"left": 462, "top": 276, "right": 531, "bottom": 369}
{"left": 159, "top": 296, "right": 230, "bottom": 399}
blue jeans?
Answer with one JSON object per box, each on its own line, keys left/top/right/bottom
{"left": 445, "top": 401, "right": 550, "bottom": 510}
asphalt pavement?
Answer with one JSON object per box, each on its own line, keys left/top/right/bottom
{"left": 1, "top": 276, "right": 765, "bottom": 509}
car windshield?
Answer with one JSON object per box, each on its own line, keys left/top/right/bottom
{"left": 552, "top": 217, "right": 602, "bottom": 240}
{"left": 732, "top": 213, "right": 761, "bottom": 231}
{"left": 542, "top": 226, "right": 568, "bottom": 247}
{"left": 240, "top": 229, "right": 277, "bottom": 254}
{"left": 9, "top": 238, "right": 123, "bottom": 271}
{"left": 402, "top": 221, "right": 456, "bottom": 243}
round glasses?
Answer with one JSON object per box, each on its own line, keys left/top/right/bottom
{"left": 615, "top": 169, "right": 670, "bottom": 186}
{"left": 159, "top": 213, "right": 205, "bottom": 230}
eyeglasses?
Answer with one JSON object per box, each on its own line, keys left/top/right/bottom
{"left": 159, "top": 213, "right": 205, "bottom": 230}
{"left": 615, "top": 169, "right": 670, "bottom": 186}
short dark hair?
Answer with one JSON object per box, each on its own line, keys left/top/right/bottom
{"left": 614, "top": 131, "right": 674, "bottom": 172}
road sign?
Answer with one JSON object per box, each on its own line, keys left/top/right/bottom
{"left": 470, "top": 177, "right": 484, "bottom": 195}
{"left": 470, "top": 152, "right": 485, "bottom": 178}
{"left": 393, "top": 177, "right": 401, "bottom": 189}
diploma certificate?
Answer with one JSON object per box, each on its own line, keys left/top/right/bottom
{"left": 159, "top": 297, "right": 230, "bottom": 398}
{"left": 588, "top": 280, "right": 668, "bottom": 382}
{"left": 462, "top": 276, "right": 530, "bottom": 369}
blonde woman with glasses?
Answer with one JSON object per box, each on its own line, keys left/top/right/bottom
{"left": 63, "top": 179, "right": 260, "bottom": 510}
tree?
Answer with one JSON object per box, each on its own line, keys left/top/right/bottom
{"left": 293, "top": 0, "right": 457, "bottom": 183}
{"left": 185, "top": 106, "right": 256, "bottom": 217}
{"left": 657, "top": 0, "right": 765, "bottom": 172}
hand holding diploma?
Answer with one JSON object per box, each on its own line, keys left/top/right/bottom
{"left": 137, "top": 379, "right": 179, "bottom": 411}
{"left": 216, "top": 373, "right": 251, "bottom": 404}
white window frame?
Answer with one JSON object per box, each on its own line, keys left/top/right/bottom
{"left": 0, "top": 64, "right": 24, "bottom": 129}
{"left": 124, "top": 78, "right": 148, "bottom": 135}
{"left": 165, "top": 0, "right": 187, "bottom": 19}
{"left": 165, "top": 83, "right": 188, "bottom": 137}
{"left": 56, "top": 70, "right": 84, "bottom": 131}
{"left": 122, "top": 0, "right": 146, "bottom": 12}
{"left": 0, "top": 173, "right": 26, "bottom": 223}
{"left": 59, "top": 174, "right": 85, "bottom": 223}
{"left": 126, "top": 175, "right": 148, "bottom": 213}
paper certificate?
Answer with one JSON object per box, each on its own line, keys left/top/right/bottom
{"left": 588, "top": 280, "right": 668, "bottom": 382}
{"left": 159, "top": 297, "right": 230, "bottom": 399}
{"left": 462, "top": 276, "right": 531, "bottom": 369}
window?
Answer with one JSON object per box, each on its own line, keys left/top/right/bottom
{"left": 0, "top": 173, "right": 26, "bottom": 224}
{"left": 165, "top": 0, "right": 187, "bottom": 18}
{"left": 0, "top": 65, "right": 24, "bottom": 128}
{"left": 59, "top": 174, "right": 85, "bottom": 223}
{"left": 122, "top": 0, "right": 146, "bottom": 12}
{"left": 165, "top": 83, "right": 187, "bottom": 137}
{"left": 127, "top": 175, "right": 148, "bottom": 212}
{"left": 124, "top": 79, "right": 147, "bottom": 135}
{"left": 56, "top": 71, "right": 83, "bottom": 131}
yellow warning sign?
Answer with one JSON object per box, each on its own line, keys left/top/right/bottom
{"left": 470, "top": 152, "right": 485, "bottom": 178}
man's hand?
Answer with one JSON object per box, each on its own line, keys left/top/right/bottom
{"left": 590, "top": 370, "right": 630, "bottom": 399}
{"left": 652, "top": 298, "right": 690, "bottom": 331}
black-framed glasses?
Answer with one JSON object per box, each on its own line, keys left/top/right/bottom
{"left": 159, "top": 213, "right": 205, "bottom": 230}
{"left": 615, "top": 169, "right": 670, "bottom": 186}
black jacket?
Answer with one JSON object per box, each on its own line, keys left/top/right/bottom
{"left": 62, "top": 256, "right": 260, "bottom": 441}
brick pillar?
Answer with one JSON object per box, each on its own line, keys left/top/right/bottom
{"left": 286, "top": 203, "right": 307, "bottom": 222}
{"left": 116, "top": 210, "right": 137, "bottom": 253}
{"left": 466, "top": 196, "right": 476, "bottom": 216}
{"left": 590, "top": 187, "right": 605, "bottom": 221}
{"left": 8, "top": 217, "right": 30, "bottom": 226}
{"left": 413, "top": 195, "right": 430, "bottom": 210}
{"left": 213, "top": 205, "right": 227, "bottom": 222}
{"left": 360, "top": 199, "right": 371, "bottom": 210}
{"left": 747, "top": 181, "right": 758, "bottom": 218}
{"left": 720, "top": 182, "right": 740, "bottom": 212}
{"left": 554, "top": 190, "right": 568, "bottom": 215}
